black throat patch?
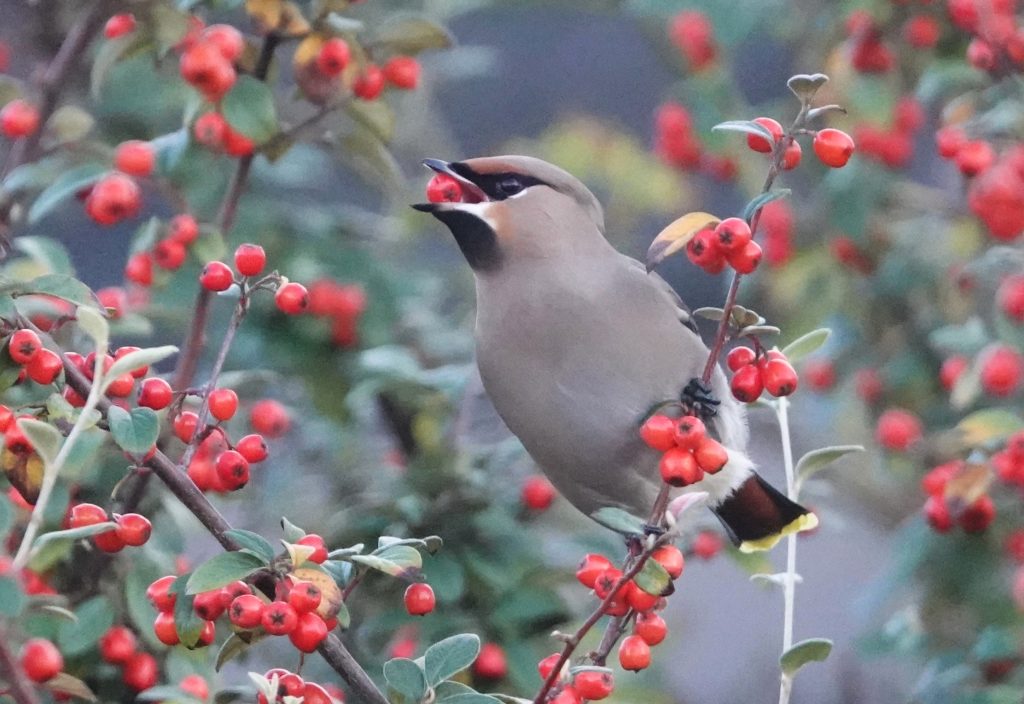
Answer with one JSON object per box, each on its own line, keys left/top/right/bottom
{"left": 432, "top": 209, "right": 503, "bottom": 272}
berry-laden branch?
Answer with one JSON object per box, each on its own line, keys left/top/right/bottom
{"left": 0, "top": 622, "right": 41, "bottom": 704}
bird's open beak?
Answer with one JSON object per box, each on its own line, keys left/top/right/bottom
{"left": 411, "top": 159, "right": 489, "bottom": 212}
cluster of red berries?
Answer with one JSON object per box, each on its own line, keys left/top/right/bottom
{"left": 203, "top": 242, "right": 311, "bottom": 315}
{"left": 640, "top": 413, "right": 729, "bottom": 486}
{"left": 653, "top": 103, "right": 737, "bottom": 182}
{"left": 257, "top": 667, "right": 345, "bottom": 704}
{"left": 686, "top": 217, "right": 762, "bottom": 276}
{"left": 177, "top": 398, "right": 287, "bottom": 494}
{"left": 537, "top": 655, "right": 615, "bottom": 704}
{"left": 668, "top": 10, "right": 716, "bottom": 72}
{"left": 921, "top": 460, "right": 996, "bottom": 534}
{"left": 5, "top": 328, "right": 63, "bottom": 386}
{"left": 123, "top": 214, "right": 206, "bottom": 287}
{"left": 307, "top": 278, "right": 366, "bottom": 347}
{"left": 55, "top": 343, "right": 162, "bottom": 411}
{"left": 98, "top": 625, "right": 166, "bottom": 692}
{"left": 949, "top": 0, "right": 1024, "bottom": 74}
{"left": 845, "top": 10, "right": 896, "bottom": 73}
{"left": 725, "top": 346, "right": 800, "bottom": 403}
{"left": 67, "top": 502, "right": 151, "bottom": 553}
{"left": 854, "top": 96, "right": 924, "bottom": 170}
{"left": 81, "top": 139, "right": 163, "bottom": 226}
{"left": 959, "top": 142, "right": 1024, "bottom": 241}
{"left": 521, "top": 474, "right": 557, "bottom": 511}
{"left": 0, "top": 99, "right": 40, "bottom": 140}
{"left": 940, "top": 345, "right": 1023, "bottom": 398}
{"left": 758, "top": 116, "right": 857, "bottom": 170}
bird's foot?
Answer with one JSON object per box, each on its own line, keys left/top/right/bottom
{"left": 642, "top": 523, "right": 666, "bottom": 537}
{"left": 681, "top": 377, "right": 720, "bottom": 421}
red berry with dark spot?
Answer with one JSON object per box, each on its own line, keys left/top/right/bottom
{"left": 174, "top": 411, "right": 199, "bottom": 443}
{"left": 316, "top": 38, "right": 351, "bottom": 77}
{"left": 426, "top": 173, "right": 462, "bottom": 203}
{"left": 288, "top": 580, "right": 322, "bottom": 613}
{"left": 262, "top": 601, "right": 299, "bottom": 635}
{"left": 229, "top": 594, "right": 264, "bottom": 629}
{"left": 234, "top": 243, "right": 266, "bottom": 276}
{"left": 200, "top": 261, "right": 234, "bottom": 292}
{"left": 236, "top": 433, "right": 268, "bottom": 463}
{"left": 154, "top": 238, "right": 187, "bottom": 270}
{"left": 146, "top": 575, "right": 177, "bottom": 612}
{"left": 781, "top": 140, "right": 802, "bottom": 170}
{"left": 9, "top": 329, "right": 41, "bottom": 365}
{"left": 86, "top": 173, "right": 141, "bottom": 225}
{"left": 956, "top": 140, "right": 995, "bottom": 176}
{"left": 726, "top": 346, "right": 756, "bottom": 371}
{"left": 169, "top": 214, "right": 199, "bottom": 244}
{"left": 194, "top": 112, "right": 228, "bottom": 150}
{"left": 730, "top": 363, "right": 764, "bottom": 402}
{"left": 714, "top": 217, "right": 752, "bottom": 253}
{"left": 115, "top": 513, "right": 152, "bottom": 546}
{"left": 659, "top": 447, "right": 701, "bottom": 487}
{"left": 686, "top": 228, "right": 726, "bottom": 273}
{"left": 522, "top": 475, "right": 556, "bottom": 510}
{"left": 574, "top": 671, "right": 614, "bottom": 700}
{"left": 215, "top": 450, "right": 250, "bottom": 490}
{"left": 20, "top": 638, "right": 62, "bottom": 682}
{"left": 275, "top": 282, "right": 309, "bottom": 314}
{"left": 640, "top": 414, "right": 677, "bottom": 451}
{"left": 575, "top": 553, "right": 612, "bottom": 589}
{"left": 727, "top": 240, "right": 763, "bottom": 274}
{"left": 762, "top": 358, "right": 799, "bottom": 397}
{"left": 404, "top": 583, "right": 435, "bottom": 615}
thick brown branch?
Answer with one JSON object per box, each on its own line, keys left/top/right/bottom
{"left": 319, "top": 636, "right": 389, "bottom": 704}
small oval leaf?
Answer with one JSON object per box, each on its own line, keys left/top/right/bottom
{"left": 780, "top": 328, "right": 831, "bottom": 363}
{"left": 780, "top": 637, "right": 833, "bottom": 676}
{"left": 795, "top": 445, "right": 864, "bottom": 488}
{"left": 424, "top": 634, "right": 481, "bottom": 686}
{"left": 646, "top": 212, "right": 720, "bottom": 271}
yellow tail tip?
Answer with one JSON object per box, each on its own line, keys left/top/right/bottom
{"left": 738, "top": 512, "right": 819, "bottom": 553}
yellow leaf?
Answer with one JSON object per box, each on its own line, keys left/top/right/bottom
{"left": 645, "top": 211, "right": 720, "bottom": 271}
{"left": 279, "top": 2, "right": 311, "bottom": 36}
{"left": 291, "top": 567, "right": 343, "bottom": 620}
{"left": 246, "top": 0, "right": 282, "bottom": 30}
{"left": 293, "top": 34, "right": 325, "bottom": 69}
{"left": 3, "top": 447, "right": 44, "bottom": 505}
{"left": 944, "top": 463, "right": 993, "bottom": 510}
{"left": 283, "top": 541, "right": 316, "bottom": 568}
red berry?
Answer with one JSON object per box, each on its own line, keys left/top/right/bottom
{"left": 202, "top": 24, "right": 245, "bottom": 62}
{"left": 125, "top": 252, "right": 154, "bottom": 286}
{"left": 123, "top": 652, "right": 158, "bottom": 691}
{"left": 960, "top": 494, "right": 996, "bottom": 533}
{"left": 262, "top": 601, "right": 299, "bottom": 635}
{"left": 673, "top": 415, "right": 706, "bottom": 450}
{"left": 99, "top": 626, "right": 137, "bottom": 665}
{"left": 180, "top": 675, "right": 210, "bottom": 702}
{"left": 692, "top": 530, "right": 722, "bottom": 559}
{"left": 106, "top": 372, "right": 135, "bottom": 398}
{"left": 104, "top": 13, "right": 136, "bottom": 39}
{"left": 714, "top": 217, "right": 752, "bottom": 253}
{"left": 727, "top": 240, "right": 763, "bottom": 274}
{"left": 686, "top": 228, "right": 726, "bottom": 273}
{"left": 538, "top": 653, "right": 562, "bottom": 681}
{"left": 956, "top": 140, "right": 995, "bottom": 177}
{"left": 574, "top": 671, "right": 614, "bottom": 700}
{"left": 275, "top": 282, "right": 309, "bottom": 314}
{"left": 1, "top": 100, "right": 40, "bottom": 139}
{"left": 904, "top": 15, "right": 940, "bottom": 48}
{"left": 669, "top": 11, "right": 717, "bottom": 70}
{"left": 86, "top": 173, "right": 141, "bottom": 225}
{"left": 297, "top": 533, "right": 328, "bottom": 563}
{"left": 208, "top": 388, "right": 238, "bottom": 421}
{"left": 426, "top": 173, "right": 462, "bottom": 203}
{"left": 575, "top": 553, "right": 612, "bottom": 589}
{"left": 618, "top": 635, "right": 651, "bottom": 672}
{"left": 747, "top": 117, "right": 783, "bottom": 153}
{"left": 940, "top": 355, "right": 969, "bottom": 391}
{"left": 353, "top": 64, "right": 385, "bottom": 100}
{"left": 625, "top": 581, "right": 659, "bottom": 612}
{"left": 223, "top": 126, "right": 255, "bottom": 157}
{"left": 316, "top": 38, "right": 351, "bottom": 77}
{"left": 138, "top": 377, "right": 174, "bottom": 410}
{"left": 781, "top": 140, "right": 802, "bottom": 170}
{"left": 875, "top": 408, "right": 922, "bottom": 452}
{"left": 114, "top": 346, "right": 149, "bottom": 378}
{"left": 288, "top": 580, "right": 322, "bottom": 613}
{"left": 659, "top": 447, "right": 702, "bottom": 487}
{"left": 153, "top": 611, "right": 180, "bottom": 645}
{"left": 169, "top": 214, "right": 200, "bottom": 244}
{"left": 229, "top": 594, "right": 264, "bottom": 629}
{"left": 651, "top": 544, "right": 685, "bottom": 579}
{"left": 115, "top": 513, "right": 152, "bottom": 546}
{"left": 302, "top": 683, "right": 333, "bottom": 704}
{"left": 726, "top": 346, "right": 756, "bottom": 371}
{"left": 180, "top": 43, "right": 236, "bottom": 99}
{"left": 236, "top": 433, "right": 268, "bottom": 463}
{"left": 924, "top": 496, "right": 952, "bottom": 532}
{"left": 94, "top": 527, "right": 127, "bottom": 553}
{"left": 813, "top": 128, "right": 855, "bottom": 168}
{"left": 730, "top": 363, "right": 764, "bottom": 402}
{"left": 26, "top": 348, "right": 62, "bottom": 385}
{"left": 20, "top": 638, "right": 63, "bottom": 682}
{"left": 854, "top": 368, "right": 883, "bottom": 404}
{"left": 404, "top": 583, "right": 435, "bottom": 615}
{"left": 194, "top": 112, "right": 228, "bottom": 150}
{"left": 522, "top": 475, "right": 556, "bottom": 510}
{"left": 146, "top": 575, "right": 177, "bottom": 612}
{"left": 640, "top": 414, "right": 677, "bottom": 451}
{"left": 174, "top": 411, "right": 200, "bottom": 443}
{"left": 200, "top": 261, "right": 234, "bottom": 292}
{"left": 936, "top": 126, "right": 966, "bottom": 159}
{"left": 383, "top": 56, "right": 420, "bottom": 89}
{"left": 550, "top": 687, "right": 582, "bottom": 704}
{"left": 289, "top": 612, "right": 328, "bottom": 653}
{"left": 981, "top": 346, "right": 1023, "bottom": 397}
{"left": 69, "top": 502, "right": 107, "bottom": 529}
{"left": 804, "top": 359, "right": 836, "bottom": 391}
{"left": 634, "top": 612, "right": 668, "bottom": 645}
{"left": 154, "top": 238, "right": 187, "bottom": 270}
{"left": 999, "top": 275, "right": 1024, "bottom": 322}
{"left": 694, "top": 437, "right": 728, "bottom": 473}
{"left": 215, "top": 450, "right": 250, "bottom": 490}
{"left": 114, "top": 140, "right": 156, "bottom": 177}
{"left": 762, "top": 358, "right": 799, "bottom": 397}
{"left": 474, "top": 643, "right": 508, "bottom": 680}
{"left": 251, "top": 399, "right": 290, "bottom": 437}
{"left": 234, "top": 243, "right": 266, "bottom": 276}
{"left": 593, "top": 568, "right": 626, "bottom": 600}
{"left": 9, "top": 329, "right": 41, "bottom": 364}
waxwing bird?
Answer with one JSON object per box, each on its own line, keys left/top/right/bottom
{"left": 413, "top": 155, "right": 816, "bottom": 551}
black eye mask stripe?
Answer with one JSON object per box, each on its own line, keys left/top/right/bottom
{"left": 449, "top": 163, "right": 548, "bottom": 201}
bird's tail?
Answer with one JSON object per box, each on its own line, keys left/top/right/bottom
{"left": 712, "top": 472, "right": 817, "bottom": 553}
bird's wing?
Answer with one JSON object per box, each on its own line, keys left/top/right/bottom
{"left": 620, "top": 254, "right": 699, "bottom": 334}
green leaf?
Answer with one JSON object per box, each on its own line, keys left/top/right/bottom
{"left": 13, "top": 237, "right": 73, "bottom": 276}
{"left": 692, "top": 307, "right": 725, "bottom": 321}
{"left": 346, "top": 100, "right": 396, "bottom": 143}
{"left": 327, "top": 544, "right": 364, "bottom": 560}
{"left": 424, "top": 634, "right": 481, "bottom": 686}
{"left": 215, "top": 631, "right": 266, "bottom": 672}
{"left": 781, "top": 328, "right": 831, "bottom": 363}
{"left": 325, "top": 13, "right": 366, "bottom": 34}
{"left": 16, "top": 418, "right": 62, "bottom": 467}
{"left": 222, "top": 76, "right": 278, "bottom": 144}
{"left": 38, "top": 605, "right": 78, "bottom": 622}
{"left": 186, "top": 551, "right": 265, "bottom": 595}
{"left": 590, "top": 507, "right": 646, "bottom": 536}
{"left": 106, "top": 345, "right": 178, "bottom": 382}
{"left": 21, "top": 274, "right": 101, "bottom": 310}
{"left": 377, "top": 536, "right": 443, "bottom": 554}
{"left": 634, "top": 557, "right": 671, "bottom": 596}
{"left": 90, "top": 34, "right": 145, "bottom": 98}
{"left": 795, "top": 445, "right": 864, "bottom": 488}
{"left": 33, "top": 522, "right": 117, "bottom": 550}
{"left": 711, "top": 119, "right": 775, "bottom": 142}
{"left": 372, "top": 544, "right": 423, "bottom": 571}
{"left": 435, "top": 681, "right": 477, "bottom": 700}
{"left": 58, "top": 596, "right": 114, "bottom": 657}
{"left": 171, "top": 574, "right": 204, "bottom": 648}
{"left": 224, "top": 529, "right": 276, "bottom": 564}
{"left": 373, "top": 15, "right": 454, "bottom": 55}
{"left": 26, "top": 164, "right": 107, "bottom": 224}
{"left": 0, "top": 576, "right": 25, "bottom": 617}
{"left": 75, "top": 304, "right": 109, "bottom": 352}
{"left": 957, "top": 409, "right": 1024, "bottom": 447}
{"left": 47, "top": 105, "right": 94, "bottom": 144}
{"left": 280, "top": 516, "right": 306, "bottom": 542}
{"left": 349, "top": 552, "right": 417, "bottom": 578}
{"left": 46, "top": 673, "right": 97, "bottom": 703}
{"left": 743, "top": 189, "right": 791, "bottom": 223}
{"left": 383, "top": 658, "right": 428, "bottom": 704}
{"left": 106, "top": 406, "right": 159, "bottom": 455}
{"left": 438, "top": 696, "right": 502, "bottom": 704}
{"left": 779, "top": 637, "right": 832, "bottom": 677}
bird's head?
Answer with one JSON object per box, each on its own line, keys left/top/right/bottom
{"left": 413, "top": 155, "right": 605, "bottom": 273}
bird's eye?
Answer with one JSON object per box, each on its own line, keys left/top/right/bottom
{"left": 496, "top": 176, "right": 523, "bottom": 197}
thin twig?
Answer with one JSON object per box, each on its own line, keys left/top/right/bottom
{"left": 776, "top": 396, "right": 798, "bottom": 704}
{"left": 0, "top": 622, "right": 41, "bottom": 704}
